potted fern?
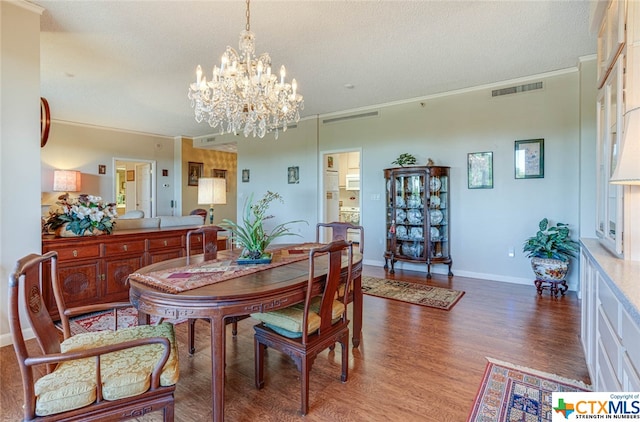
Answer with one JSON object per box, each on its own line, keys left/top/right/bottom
{"left": 522, "top": 218, "right": 580, "bottom": 282}
{"left": 391, "top": 153, "right": 417, "bottom": 167}
{"left": 221, "top": 191, "right": 306, "bottom": 263}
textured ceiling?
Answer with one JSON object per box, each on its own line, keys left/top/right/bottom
{"left": 35, "top": 0, "right": 597, "bottom": 140}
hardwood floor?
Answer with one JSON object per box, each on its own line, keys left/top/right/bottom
{"left": 0, "top": 265, "right": 590, "bottom": 421}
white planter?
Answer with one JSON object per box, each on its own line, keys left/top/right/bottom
{"left": 530, "top": 257, "right": 568, "bottom": 281}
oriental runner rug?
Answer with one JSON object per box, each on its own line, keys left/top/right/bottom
{"left": 56, "top": 306, "right": 183, "bottom": 335}
{"left": 467, "top": 358, "right": 591, "bottom": 422}
{"left": 361, "top": 276, "right": 464, "bottom": 310}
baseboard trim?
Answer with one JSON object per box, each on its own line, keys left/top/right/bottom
{"left": 0, "top": 328, "right": 33, "bottom": 348}
{"left": 362, "top": 259, "right": 575, "bottom": 291}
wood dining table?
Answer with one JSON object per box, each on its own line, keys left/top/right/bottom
{"left": 127, "top": 244, "right": 363, "bottom": 422}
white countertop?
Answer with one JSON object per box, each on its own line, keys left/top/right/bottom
{"left": 581, "top": 238, "right": 640, "bottom": 323}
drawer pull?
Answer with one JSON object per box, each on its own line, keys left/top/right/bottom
{"left": 73, "top": 250, "right": 78, "bottom": 257}
{"left": 123, "top": 244, "right": 128, "bottom": 251}
{"left": 164, "top": 240, "right": 168, "bottom": 246}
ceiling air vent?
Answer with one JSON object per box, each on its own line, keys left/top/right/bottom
{"left": 322, "top": 111, "right": 379, "bottom": 125}
{"left": 492, "top": 82, "right": 543, "bottom": 97}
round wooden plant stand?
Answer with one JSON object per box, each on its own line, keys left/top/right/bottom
{"left": 534, "top": 279, "right": 568, "bottom": 297}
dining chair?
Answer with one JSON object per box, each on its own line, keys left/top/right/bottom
{"left": 315, "top": 222, "right": 363, "bottom": 327}
{"left": 186, "top": 225, "right": 223, "bottom": 263}
{"left": 189, "top": 208, "right": 208, "bottom": 219}
{"left": 316, "top": 221, "right": 364, "bottom": 253}
{"left": 251, "top": 240, "right": 353, "bottom": 415}
{"left": 185, "top": 225, "right": 244, "bottom": 355}
{"left": 9, "top": 251, "right": 179, "bottom": 421}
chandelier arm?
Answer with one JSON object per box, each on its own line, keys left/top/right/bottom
{"left": 246, "top": 0, "right": 250, "bottom": 32}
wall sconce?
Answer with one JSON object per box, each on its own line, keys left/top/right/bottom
{"left": 53, "top": 170, "right": 82, "bottom": 193}
{"left": 610, "top": 108, "right": 640, "bottom": 185}
{"left": 197, "top": 177, "right": 227, "bottom": 224}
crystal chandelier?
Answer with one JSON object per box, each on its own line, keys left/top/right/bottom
{"left": 188, "top": 0, "right": 304, "bottom": 139}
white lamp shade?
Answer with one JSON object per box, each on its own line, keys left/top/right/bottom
{"left": 198, "top": 177, "right": 227, "bottom": 205}
{"left": 53, "top": 170, "right": 81, "bottom": 192}
{"left": 610, "top": 109, "right": 640, "bottom": 185}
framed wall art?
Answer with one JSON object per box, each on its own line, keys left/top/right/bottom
{"left": 288, "top": 166, "right": 299, "bottom": 184}
{"left": 212, "top": 169, "right": 226, "bottom": 178}
{"left": 327, "top": 156, "right": 334, "bottom": 169}
{"left": 126, "top": 170, "right": 135, "bottom": 181}
{"left": 98, "top": 164, "right": 106, "bottom": 175}
{"left": 188, "top": 161, "right": 203, "bottom": 186}
{"left": 467, "top": 151, "right": 493, "bottom": 189}
{"left": 514, "top": 138, "right": 544, "bottom": 179}
{"left": 212, "top": 169, "right": 228, "bottom": 191}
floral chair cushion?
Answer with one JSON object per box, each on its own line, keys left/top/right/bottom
{"left": 33, "top": 322, "right": 179, "bottom": 416}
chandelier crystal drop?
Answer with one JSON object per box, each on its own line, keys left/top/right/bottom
{"left": 188, "top": 0, "right": 304, "bottom": 139}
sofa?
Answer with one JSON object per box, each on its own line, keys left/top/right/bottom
{"left": 114, "top": 215, "right": 205, "bottom": 231}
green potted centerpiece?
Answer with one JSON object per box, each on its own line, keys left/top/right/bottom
{"left": 522, "top": 218, "right": 580, "bottom": 283}
{"left": 221, "top": 191, "right": 306, "bottom": 264}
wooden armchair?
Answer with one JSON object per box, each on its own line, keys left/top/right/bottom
{"left": 185, "top": 226, "right": 244, "bottom": 355}
{"left": 251, "top": 240, "right": 353, "bottom": 415}
{"left": 9, "top": 251, "right": 179, "bottom": 421}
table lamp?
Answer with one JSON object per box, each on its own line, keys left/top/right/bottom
{"left": 53, "top": 170, "right": 81, "bottom": 193}
{"left": 198, "top": 177, "right": 226, "bottom": 224}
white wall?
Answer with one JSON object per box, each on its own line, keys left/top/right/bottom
{"left": 228, "top": 65, "right": 596, "bottom": 291}
{"left": 40, "top": 122, "right": 176, "bottom": 216}
{"left": 0, "top": 1, "right": 44, "bottom": 345}
{"left": 233, "top": 120, "right": 320, "bottom": 243}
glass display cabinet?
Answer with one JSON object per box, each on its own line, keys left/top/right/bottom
{"left": 384, "top": 165, "right": 452, "bottom": 278}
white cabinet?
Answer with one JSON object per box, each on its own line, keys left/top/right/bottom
{"left": 594, "top": 0, "right": 632, "bottom": 258}
{"left": 338, "top": 151, "right": 360, "bottom": 187}
{"left": 580, "top": 241, "right": 640, "bottom": 391}
{"left": 347, "top": 151, "right": 359, "bottom": 170}
{"left": 597, "top": 0, "right": 625, "bottom": 85}
{"left": 596, "top": 54, "right": 624, "bottom": 256}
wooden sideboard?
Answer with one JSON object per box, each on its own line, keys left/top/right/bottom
{"left": 42, "top": 227, "right": 227, "bottom": 320}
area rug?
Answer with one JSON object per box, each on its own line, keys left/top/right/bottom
{"left": 361, "top": 276, "right": 464, "bottom": 310}
{"left": 467, "top": 358, "right": 591, "bottom": 422}
{"left": 59, "top": 306, "right": 183, "bottom": 335}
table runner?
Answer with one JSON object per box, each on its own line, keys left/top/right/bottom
{"left": 128, "top": 243, "right": 323, "bottom": 294}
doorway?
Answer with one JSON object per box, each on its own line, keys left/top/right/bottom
{"left": 319, "top": 150, "right": 361, "bottom": 243}
{"left": 113, "top": 158, "right": 156, "bottom": 218}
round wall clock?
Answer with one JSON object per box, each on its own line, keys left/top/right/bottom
{"left": 40, "top": 97, "right": 51, "bottom": 147}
